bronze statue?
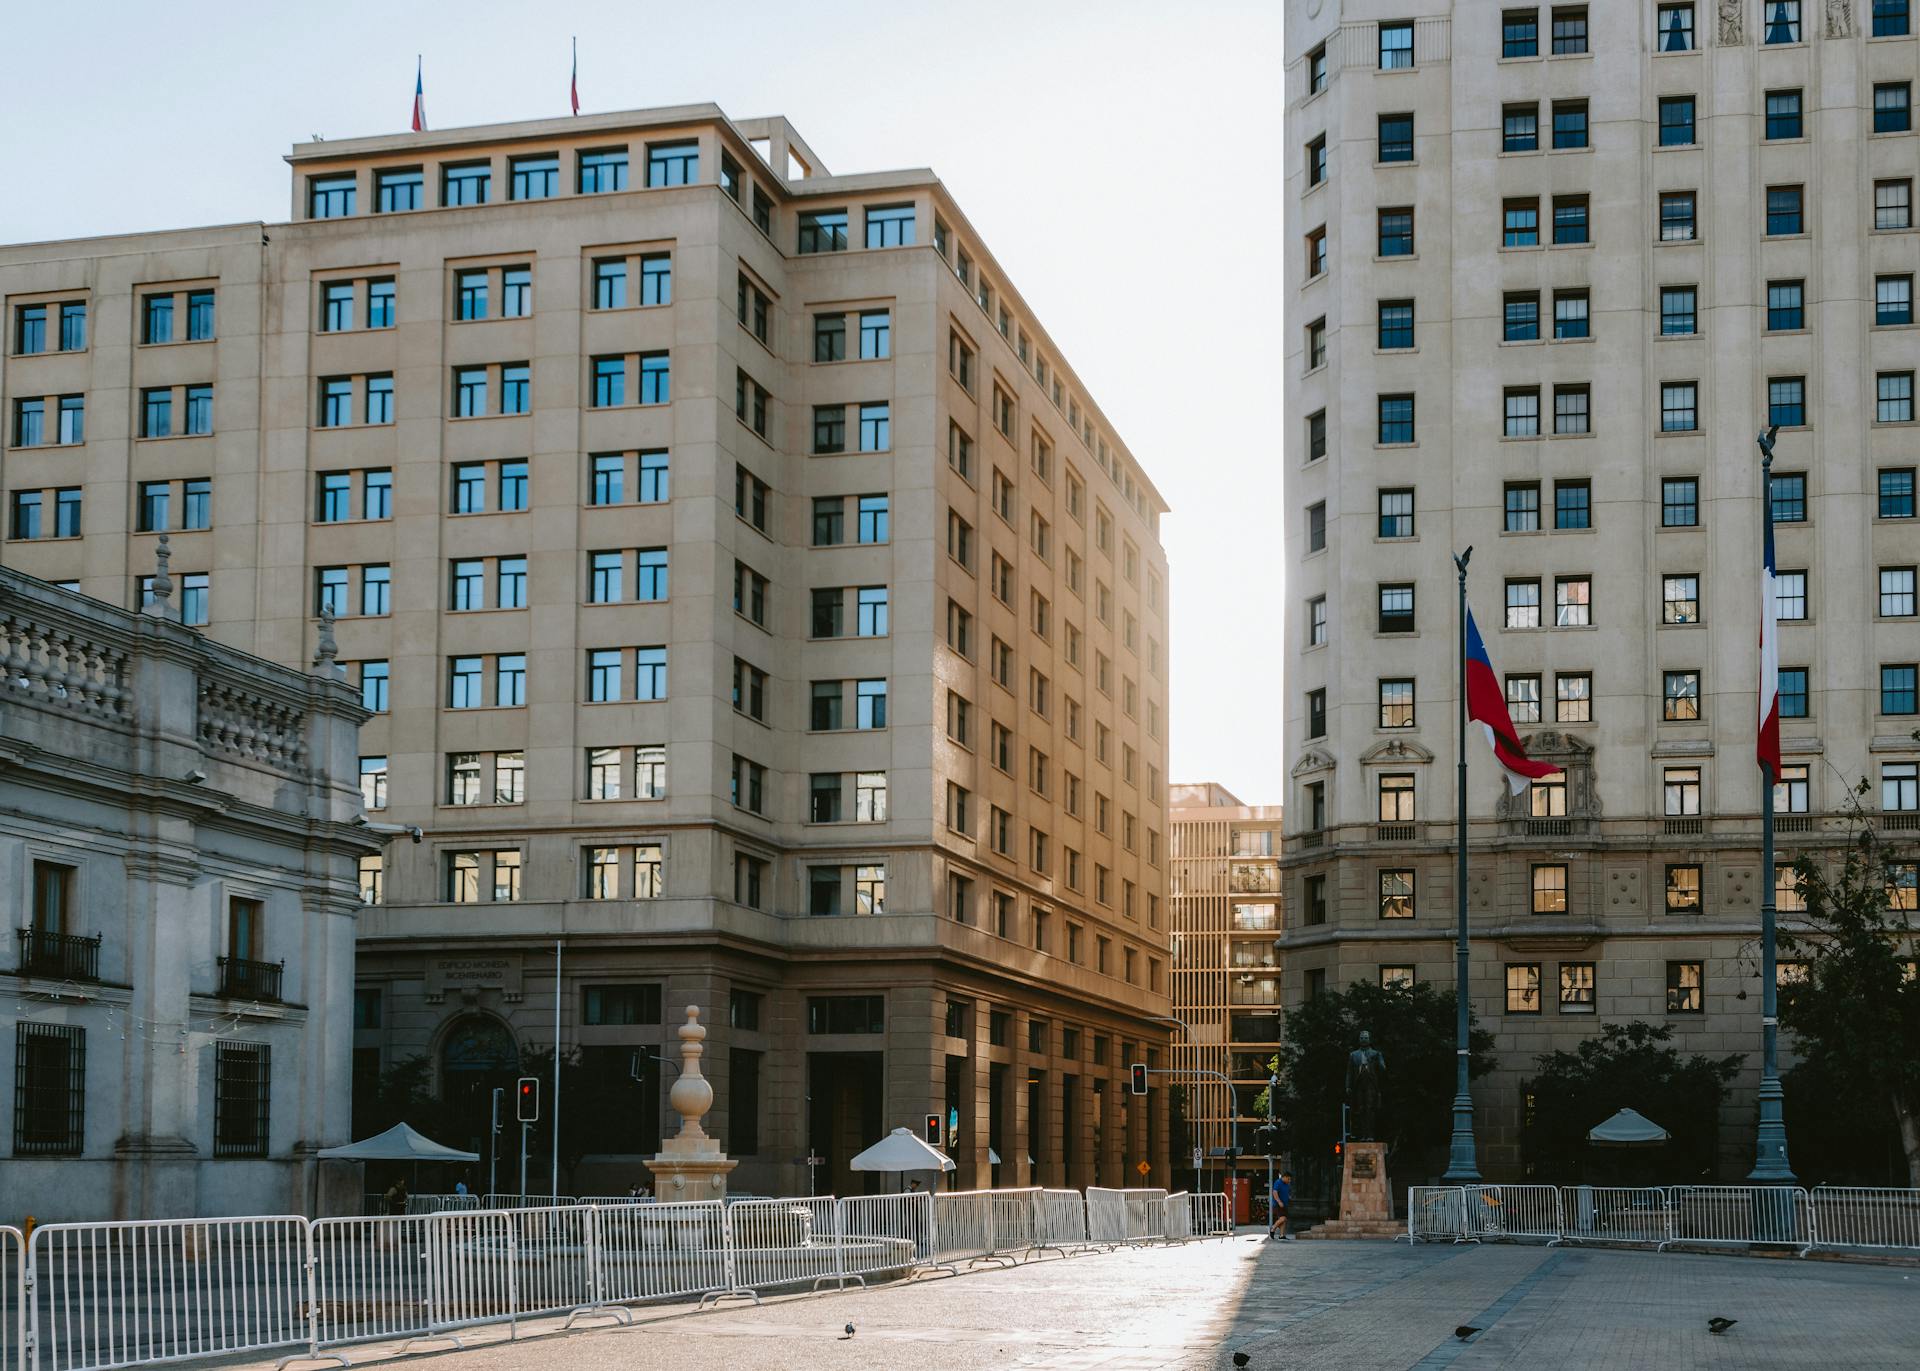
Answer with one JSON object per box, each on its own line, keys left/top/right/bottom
{"left": 1345, "top": 1031, "right": 1388, "bottom": 1141}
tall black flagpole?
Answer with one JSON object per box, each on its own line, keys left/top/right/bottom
{"left": 1443, "top": 547, "right": 1481, "bottom": 1182}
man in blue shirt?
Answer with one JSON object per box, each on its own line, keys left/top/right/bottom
{"left": 1267, "top": 1171, "right": 1294, "bottom": 1240}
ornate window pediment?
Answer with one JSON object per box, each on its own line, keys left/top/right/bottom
{"left": 1291, "top": 747, "right": 1337, "bottom": 778}
{"left": 1360, "top": 738, "right": 1434, "bottom": 766}
{"left": 1495, "top": 731, "right": 1602, "bottom": 823}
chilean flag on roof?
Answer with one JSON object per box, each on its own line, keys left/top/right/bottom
{"left": 1465, "top": 608, "right": 1561, "bottom": 795}
{"left": 411, "top": 58, "right": 427, "bottom": 133}
{"left": 1758, "top": 481, "right": 1782, "bottom": 779}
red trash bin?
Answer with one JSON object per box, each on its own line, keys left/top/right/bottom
{"left": 1226, "top": 1175, "right": 1251, "bottom": 1224}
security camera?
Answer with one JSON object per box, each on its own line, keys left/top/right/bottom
{"left": 183, "top": 768, "right": 207, "bottom": 784}
{"left": 407, "top": 825, "right": 423, "bottom": 844}
{"left": 355, "top": 817, "right": 424, "bottom": 845}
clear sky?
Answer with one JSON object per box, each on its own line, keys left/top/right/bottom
{"left": 0, "top": 0, "right": 1286, "bottom": 804}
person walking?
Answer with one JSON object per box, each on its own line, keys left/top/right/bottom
{"left": 1266, "top": 1171, "right": 1294, "bottom": 1240}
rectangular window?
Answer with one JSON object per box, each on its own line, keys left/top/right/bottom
{"left": 1883, "top": 664, "right": 1918, "bottom": 714}
{"left": 1379, "top": 488, "right": 1414, "bottom": 538}
{"left": 1658, "top": 2, "right": 1696, "bottom": 47}
{"left": 1663, "top": 574, "right": 1700, "bottom": 624}
{"left": 510, "top": 155, "right": 560, "bottom": 200}
{"left": 1658, "top": 96, "right": 1695, "bottom": 146}
{"left": 1877, "top": 275, "right": 1914, "bottom": 326}
{"left": 1662, "top": 478, "right": 1699, "bottom": 526}
{"left": 443, "top": 162, "right": 490, "bottom": 205}
{"left": 1379, "top": 20, "right": 1414, "bottom": 67}
{"left": 1559, "top": 962, "right": 1596, "bottom": 1013}
{"left": 309, "top": 174, "right": 355, "bottom": 218}
{"left": 1505, "top": 387, "right": 1541, "bottom": 437}
{"left": 1875, "top": 0, "right": 1912, "bottom": 36}
{"left": 1551, "top": 100, "right": 1588, "bottom": 148}
{"left": 1504, "top": 198, "right": 1540, "bottom": 247}
{"left": 1776, "top": 571, "right": 1808, "bottom": 622}
{"left": 1661, "top": 285, "right": 1698, "bottom": 333}
{"left": 1504, "top": 7, "right": 1539, "bottom": 56}
{"left": 1503, "top": 102, "right": 1539, "bottom": 152}
{"left": 1378, "top": 208, "right": 1414, "bottom": 256}
{"left": 865, "top": 204, "right": 915, "bottom": 247}
{"left": 1875, "top": 83, "right": 1912, "bottom": 133}
{"left": 1881, "top": 468, "right": 1917, "bottom": 518}
{"left": 647, "top": 141, "right": 698, "bottom": 187}
{"left": 1532, "top": 864, "right": 1567, "bottom": 914}
{"left": 1767, "top": 280, "right": 1805, "bottom": 331}
{"left": 1558, "top": 580, "right": 1592, "bottom": 625}
{"left": 1660, "top": 382, "right": 1698, "bottom": 432}
{"left": 1663, "top": 669, "right": 1701, "bottom": 720}
{"left": 1369, "top": 300, "right": 1413, "bottom": 350}
{"left": 1506, "top": 964, "right": 1541, "bottom": 1014}
{"left": 1555, "top": 480, "right": 1590, "bottom": 528}
{"left": 144, "top": 294, "right": 175, "bottom": 344}
{"left": 1378, "top": 394, "right": 1414, "bottom": 444}
{"left": 213, "top": 1042, "right": 270, "bottom": 1157}
{"left": 1876, "top": 179, "right": 1913, "bottom": 230}
{"left": 1553, "top": 384, "right": 1590, "bottom": 433}
{"left": 1552, "top": 195, "right": 1589, "bottom": 244}
{"left": 1767, "top": 186, "right": 1805, "bottom": 236}
{"left": 1379, "top": 869, "right": 1415, "bottom": 918}
{"left": 1556, "top": 672, "right": 1591, "bottom": 723}
{"left": 1766, "top": 89, "right": 1803, "bottom": 140}
{"left": 1307, "top": 135, "right": 1328, "bottom": 187}
{"left": 1378, "top": 678, "right": 1415, "bottom": 728}
{"left": 1885, "top": 761, "right": 1919, "bottom": 811}
{"left": 798, "top": 209, "right": 849, "bottom": 254}
{"left": 1665, "top": 962, "right": 1704, "bottom": 1014}
{"left": 1769, "top": 376, "right": 1807, "bottom": 427}
{"left": 1771, "top": 472, "right": 1807, "bottom": 522}
{"left": 1660, "top": 192, "right": 1697, "bottom": 241}
{"left": 1505, "top": 292, "right": 1541, "bottom": 341}
{"left": 1507, "top": 673, "right": 1542, "bottom": 724}
{"left": 1778, "top": 668, "right": 1809, "bottom": 719}
{"left": 1378, "top": 583, "right": 1415, "bottom": 633}
{"left": 1880, "top": 372, "right": 1916, "bottom": 424}
{"left": 376, "top": 167, "right": 423, "bottom": 212}
{"left": 1307, "top": 688, "right": 1327, "bottom": 739}
{"left": 1379, "top": 113, "right": 1415, "bottom": 162}
{"left": 859, "top": 403, "right": 890, "bottom": 451}
{"left": 578, "top": 149, "right": 628, "bottom": 194}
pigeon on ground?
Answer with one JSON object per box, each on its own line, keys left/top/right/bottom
{"left": 1707, "top": 1317, "right": 1737, "bottom": 1335}
{"left": 1455, "top": 1326, "right": 1481, "bottom": 1340}
{"left": 841, "top": 1322, "right": 856, "bottom": 1339}
{"left": 1233, "top": 1354, "right": 1251, "bottom": 1368}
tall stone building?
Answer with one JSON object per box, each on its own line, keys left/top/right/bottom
{"left": 1283, "top": 2, "right": 1920, "bottom": 1177}
{"left": 0, "top": 104, "right": 1175, "bottom": 1195}
{"left": 1168, "top": 784, "right": 1283, "bottom": 1180}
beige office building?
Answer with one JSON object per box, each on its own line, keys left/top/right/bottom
{"left": 0, "top": 103, "right": 1175, "bottom": 1196}
{"left": 1168, "top": 784, "right": 1284, "bottom": 1175}
{"left": 1284, "top": 3, "right": 1920, "bottom": 1177}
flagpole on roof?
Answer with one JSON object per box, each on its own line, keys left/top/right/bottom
{"left": 1442, "top": 546, "right": 1482, "bottom": 1183}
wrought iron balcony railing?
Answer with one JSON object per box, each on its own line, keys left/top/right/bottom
{"left": 217, "top": 955, "right": 285, "bottom": 1002}
{"left": 15, "top": 927, "right": 102, "bottom": 981}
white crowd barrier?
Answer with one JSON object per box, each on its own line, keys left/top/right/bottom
{"left": 477, "top": 1194, "right": 578, "bottom": 1211}
{"left": 1808, "top": 1186, "right": 1920, "bottom": 1253}
{"left": 27, "top": 1215, "right": 308, "bottom": 1371}
{"left": 1405, "top": 1182, "right": 1920, "bottom": 1259}
{"left": 3, "top": 1226, "right": 22, "bottom": 1371}
{"left": 403, "top": 1195, "right": 479, "bottom": 1216}
{"left": 10, "top": 1185, "right": 1247, "bottom": 1371}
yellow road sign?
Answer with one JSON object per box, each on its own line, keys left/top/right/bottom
{"left": 1136, "top": 1160, "right": 1151, "bottom": 1177}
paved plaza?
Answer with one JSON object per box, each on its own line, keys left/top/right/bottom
{"left": 221, "top": 1235, "right": 1920, "bottom": 1371}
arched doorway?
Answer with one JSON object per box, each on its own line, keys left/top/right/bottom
{"left": 439, "top": 1014, "right": 519, "bottom": 1189}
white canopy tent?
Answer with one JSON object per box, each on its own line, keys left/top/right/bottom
{"left": 1586, "top": 1108, "right": 1671, "bottom": 1148}
{"left": 317, "top": 1122, "right": 479, "bottom": 1162}
{"left": 850, "top": 1126, "right": 955, "bottom": 1189}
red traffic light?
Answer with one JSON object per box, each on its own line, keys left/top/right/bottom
{"left": 516, "top": 1076, "right": 540, "bottom": 1123}
{"left": 1333, "top": 1140, "right": 1343, "bottom": 1157}
{"left": 924, "top": 1112, "right": 943, "bottom": 1146}
{"left": 1129, "top": 1063, "right": 1148, "bottom": 1096}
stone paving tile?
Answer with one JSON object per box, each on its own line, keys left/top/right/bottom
{"left": 223, "top": 1235, "right": 1920, "bottom": 1371}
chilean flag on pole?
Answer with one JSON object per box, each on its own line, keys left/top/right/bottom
{"left": 570, "top": 37, "right": 580, "bottom": 115}
{"left": 411, "top": 58, "right": 427, "bottom": 133}
{"left": 1757, "top": 480, "right": 1782, "bottom": 779}
{"left": 1465, "top": 608, "right": 1561, "bottom": 795}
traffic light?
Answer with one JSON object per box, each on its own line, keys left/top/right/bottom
{"left": 1333, "top": 1140, "right": 1343, "bottom": 1159}
{"left": 1129, "top": 1062, "right": 1148, "bottom": 1096}
{"left": 925, "top": 1112, "right": 943, "bottom": 1146}
{"left": 516, "top": 1076, "right": 540, "bottom": 1123}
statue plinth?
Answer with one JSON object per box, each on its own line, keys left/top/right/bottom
{"left": 643, "top": 1004, "right": 739, "bottom": 1201}
{"left": 1304, "top": 1142, "right": 1402, "bottom": 1240}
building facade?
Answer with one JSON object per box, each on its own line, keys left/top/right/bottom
{"left": 1168, "top": 784, "right": 1283, "bottom": 1176}
{"left": 0, "top": 105, "right": 1175, "bottom": 1196}
{"left": 1283, "top": 2, "right": 1920, "bottom": 1178}
{"left": 0, "top": 564, "right": 376, "bottom": 1220}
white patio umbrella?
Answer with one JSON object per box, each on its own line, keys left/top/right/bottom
{"left": 1586, "top": 1108, "right": 1671, "bottom": 1148}
{"left": 850, "top": 1126, "right": 956, "bottom": 1190}
{"left": 317, "top": 1122, "right": 479, "bottom": 1162}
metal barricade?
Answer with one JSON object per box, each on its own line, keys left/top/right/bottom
{"left": 3, "top": 1226, "right": 21, "bottom": 1371}
{"left": 28, "top": 1215, "right": 308, "bottom": 1371}
{"left": 1085, "top": 1187, "right": 1128, "bottom": 1245}
{"left": 931, "top": 1192, "right": 995, "bottom": 1263}
{"left": 987, "top": 1189, "right": 1040, "bottom": 1257}
{"left": 1663, "top": 1186, "right": 1810, "bottom": 1252}
{"left": 500, "top": 1207, "right": 601, "bottom": 1325}
{"left": 594, "top": 1200, "right": 728, "bottom": 1305}
{"left": 305, "top": 1214, "right": 434, "bottom": 1360}
{"left": 723, "top": 1197, "right": 844, "bottom": 1296}
{"left": 1560, "top": 1186, "right": 1669, "bottom": 1247}
{"left": 477, "top": 1195, "right": 578, "bottom": 1211}
{"left": 1035, "top": 1189, "right": 1090, "bottom": 1252}
{"left": 1121, "top": 1188, "right": 1169, "bottom": 1243}
{"left": 1189, "top": 1191, "right": 1231, "bottom": 1238}
{"left": 422, "top": 1210, "right": 516, "bottom": 1342}
{"left": 577, "top": 1195, "right": 649, "bottom": 1206}
{"left": 1162, "top": 1193, "right": 1194, "bottom": 1241}
{"left": 837, "top": 1193, "right": 932, "bottom": 1282}
{"left": 1463, "top": 1185, "right": 1563, "bottom": 1243}
{"left": 403, "top": 1195, "right": 480, "bottom": 1216}
{"left": 1404, "top": 1186, "right": 1468, "bottom": 1242}
{"left": 1810, "top": 1186, "right": 1920, "bottom": 1253}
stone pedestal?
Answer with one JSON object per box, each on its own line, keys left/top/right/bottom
{"left": 644, "top": 1005, "right": 739, "bottom": 1202}
{"left": 1305, "top": 1141, "right": 1404, "bottom": 1239}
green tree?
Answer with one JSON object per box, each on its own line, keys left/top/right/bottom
{"left": 1778, "top": 800, "right": 1920, "bottom": 1187}
{"left": 1520, "top": 1021, "right": 1738, "bottom": 1181}
{"left": 1265, "top": 980, "right": 1496, "bottom": 1199}
{"left": 353, "top": 1054, "right": 461, "bottom": 1143}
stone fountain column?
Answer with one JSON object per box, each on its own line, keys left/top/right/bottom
{"left": 644, "top": 1005, "right": 739, "bottom": 1201}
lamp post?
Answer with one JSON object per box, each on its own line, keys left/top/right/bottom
{"left": 1441, "top": 548, "right": 1482, "bottom": 1182}
{"left": 1749, "top": 426, "right": 1795, "bottom": 1186}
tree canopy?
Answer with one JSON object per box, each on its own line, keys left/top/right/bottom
{"left": 1778, "top": 800, "right": 1920, "bottom": 1186}
{"left": 1520, "top": 1020, "right": 1738, "bottom": 1182}
{"left": 1265, "top": 979, "right": 1496, "bottom": 1195}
